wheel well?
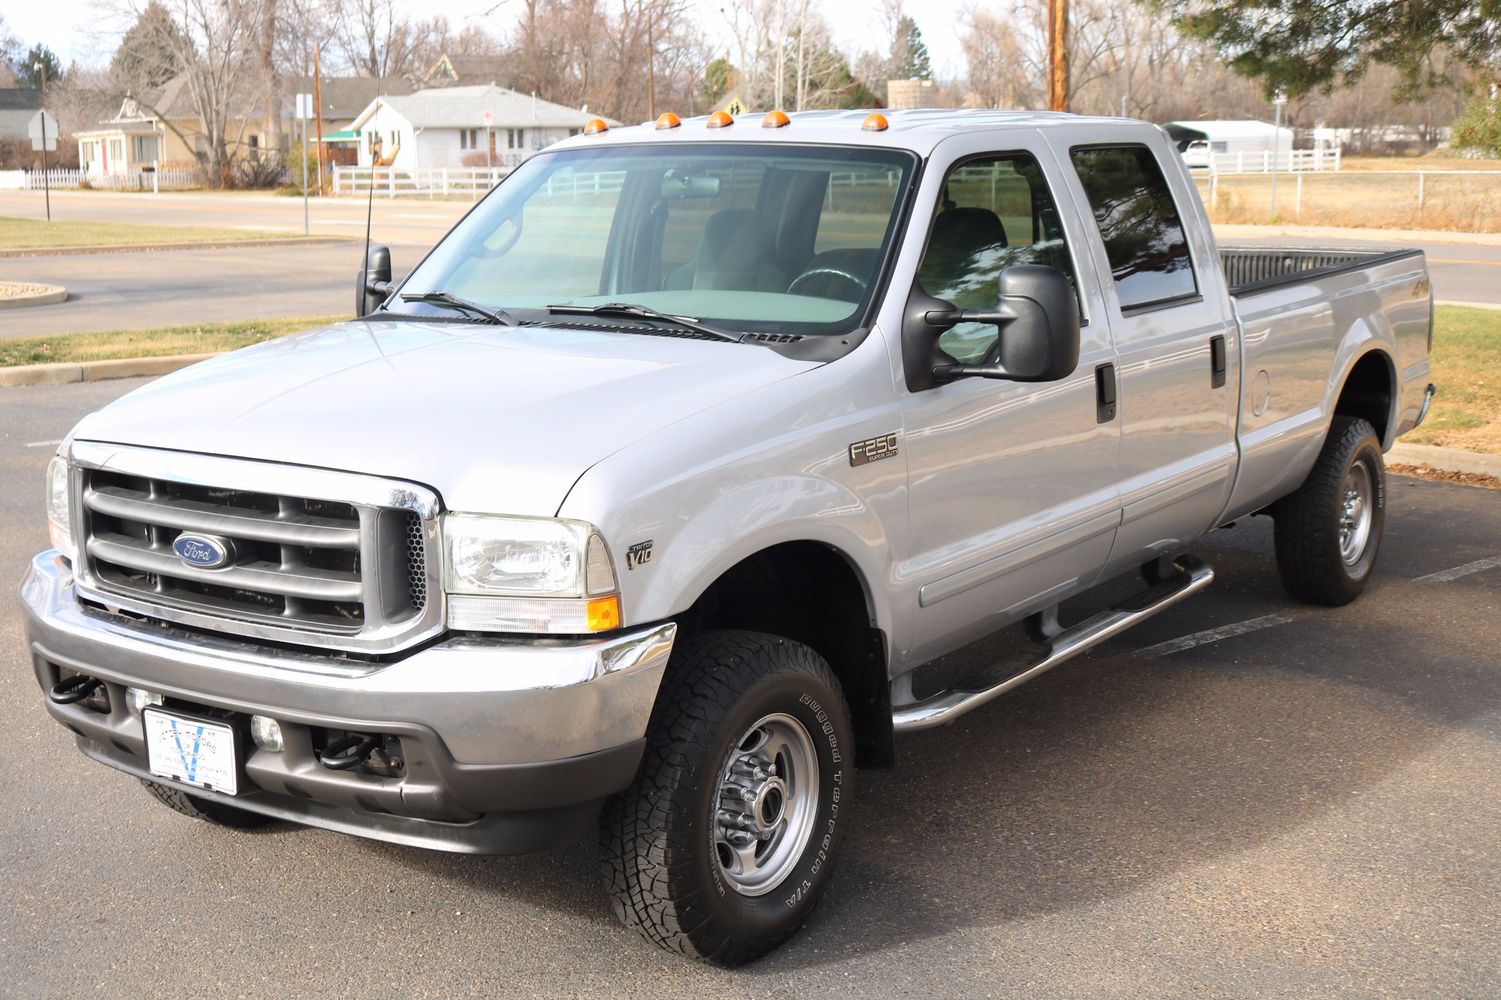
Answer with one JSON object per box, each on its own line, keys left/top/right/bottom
{"left": 1334, "top": 352, "right": 1394, "bottom": 446}
{"left": 679, "top": 542, "right": 894, "bottom": 769}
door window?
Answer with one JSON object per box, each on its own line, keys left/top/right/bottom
{"left": 1069, "top": 145, "right": 1197, "bottom": 311}
{"left": 917, "top": 153, "right": 1077, "bottom": 364}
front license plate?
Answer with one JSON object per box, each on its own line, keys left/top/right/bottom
{"left": 143, "top": 708, "right": 239, "bottom": 796}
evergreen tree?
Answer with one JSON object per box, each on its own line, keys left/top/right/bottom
{"left": 895, "top": 16, "right": 932, "bottom": 81}
{"left": 110, "top": 1, "right": 194, "bottom": 92}
{"left": 15, "top": 43, "right": 63, "bottom": 88}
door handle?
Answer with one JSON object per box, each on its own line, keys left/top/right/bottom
{"left": 1095, "top": 363, "right": 1117, "bottom": 423}
{"left": 1210, "top": 335, "right": 1227, "bottom": 389}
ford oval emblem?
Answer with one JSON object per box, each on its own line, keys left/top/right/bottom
{"left": 172, "top": 533, "right": 233, "bottom": 570}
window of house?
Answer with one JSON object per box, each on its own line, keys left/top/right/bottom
{"left": 109, "top": 139, "right": 125, "bottom": 163}
{"left": 460, "top": 128, "right": 479, "bottom": 150}
{"left": 131, "top": 135, "right": 158, "bottom": 162}
{"left": 1069, "top": 145, "right": 1197, "bottom": 311}
{"left": 507, "top": 128, "right": 525, "bottom": 149}
{"left": 916, "top": 152, "right": 1079, "bottom": 364}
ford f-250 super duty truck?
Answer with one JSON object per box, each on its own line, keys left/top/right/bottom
{"left": 24, "top": 109, "right": 1435, "bottom": 965}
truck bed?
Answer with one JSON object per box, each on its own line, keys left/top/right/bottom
{"left": 1219, "top": 246, "right": 1425, "bottom": 297}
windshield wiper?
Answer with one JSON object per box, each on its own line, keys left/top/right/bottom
{"left": 400, "top": 290, "right": 518, "bottom": 326}
{"left": 545, "top": 302, "right": 744, "bottom": 343}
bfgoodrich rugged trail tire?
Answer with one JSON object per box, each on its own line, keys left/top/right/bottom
{"left": 140, "top": 778, "right": 278, "bottom": 829}
{"left": 1274, "top": 416, "right": 1387, "bottom": 606}
{"left": 600, "top": 631, "right": 854, "bottom": 966}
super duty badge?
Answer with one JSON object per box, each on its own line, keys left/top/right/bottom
{"left": 849, "top": 433, "right": 899, "bottom": 467}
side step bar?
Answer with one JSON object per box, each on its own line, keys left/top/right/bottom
{"left": 892, "top": 556, "right": 1216, "bottom": 732}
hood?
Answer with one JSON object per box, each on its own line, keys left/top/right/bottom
{"left": 71, "top": 320, "right": 818, "bottom": 515}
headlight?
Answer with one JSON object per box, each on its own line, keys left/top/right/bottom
{"left": 45, "top": 455, "right": 75, "bottom": 561}
{"left": 443, "top": 514, "right": 620, "bottom": 634}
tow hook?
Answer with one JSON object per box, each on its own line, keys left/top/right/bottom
{"left": 319, "top": 733, "right": 381, "bottom": 770}
{"left": 49, "top": 674, "right": 103, "bottom": 705}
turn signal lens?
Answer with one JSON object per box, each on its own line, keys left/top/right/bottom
{"left": 762, "top": 110, "right": 790, "bottom": 128}
{"left": 706, "top": 110, "right": 734, "bottom": 128}
{"left": 583, "top": 117, "right": 609, "bottom": 135}
{"left": 862, "top": 112, "right": 889, "bottom": 132}
{"left": 655, "top": 112, "right": 682, "bottom": 130}
{"left": 586, "top": 595, "right": 622, "bottom": 632}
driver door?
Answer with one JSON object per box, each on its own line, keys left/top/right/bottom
{"left": 896, "top": 134, "right": 1122, "bottom": 664}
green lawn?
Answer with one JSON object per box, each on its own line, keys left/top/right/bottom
{"left": 0, "top": 216, "right": 303, "bottom": 250}
{"left": 1408, "top": 306, "right": 1501, "bottom": 453}
{"left": 0, "top": 316, "right": 343, "bottom": 367}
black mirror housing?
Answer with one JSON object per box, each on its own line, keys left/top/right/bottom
{"left": 356, "top": 244, "right": 392, "bottom": 318}
{"left": 923, "top": 265, "right": 1081, "bottom": 385}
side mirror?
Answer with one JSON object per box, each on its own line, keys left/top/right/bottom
{"left": 908, "top": 265, "right": 1080, "bottom": 387}
{"left": 356, "top": 244, "right": 392, "bottom": 318}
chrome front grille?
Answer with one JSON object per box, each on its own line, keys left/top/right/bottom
{"left": 69, "top": 442, "right": 443, "bottom": 654}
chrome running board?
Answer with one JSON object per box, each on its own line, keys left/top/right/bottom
{"left": 891, "top": 555, "right": 1216, "bottom": 732}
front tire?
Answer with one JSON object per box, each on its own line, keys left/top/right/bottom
{"left": 1274, "top": 416, "right": 1386, "bottom": 606}
{"left": 601, "top": 631, "right": 853, "bottom": 966}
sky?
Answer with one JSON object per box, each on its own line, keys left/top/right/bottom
{"left": 9, "top": 0, "right": 973, "bottom": 80}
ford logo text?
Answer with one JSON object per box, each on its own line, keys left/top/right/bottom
{"left": 172, "top": 533, "right": 234, "bottom": 570}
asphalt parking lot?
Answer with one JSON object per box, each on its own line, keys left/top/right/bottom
{"left": 2, "top": 379, "right": 1498, "bottom": 999}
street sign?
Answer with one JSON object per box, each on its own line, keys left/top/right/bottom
{"left": 482, "top": 110, "right": 494, "bottom": 127}
{"left": 27, "top": 110, "right": 58, "bottom": 152}
{"left": 295, "top": 93, "right": 314, "bottom": 120}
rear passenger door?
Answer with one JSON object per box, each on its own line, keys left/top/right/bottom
{"left": 1055, "top": 138, "right": 1239, "bottom": 570}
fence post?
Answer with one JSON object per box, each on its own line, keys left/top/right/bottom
{"left": 1237, "top": 151, "right": 1244, "bottom": 174}
{"left": 1210, "top": 169, "right": 1218, "bottom": 207}
{"left": 1295, "top": 174, "right": 1302, "bottom": 217}
{"left": 442, "top": 167, "right": 448, "bottom": 197}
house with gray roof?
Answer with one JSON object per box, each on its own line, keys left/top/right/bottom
{"left": 348, "top": 84, "right": 617, "bottom": 172}
{"left": 0, "top": 89, "right": 43, "bottom": 141}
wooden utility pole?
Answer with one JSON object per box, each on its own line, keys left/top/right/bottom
{"left": 313, "top": 44, "right": 325, "bottom": 193}
{"left": 1047, "top": 0, "right": 1069, "bottom": 112}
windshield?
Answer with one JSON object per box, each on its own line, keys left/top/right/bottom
{"left": 386, "top": 142, "right": 918, "bottom": 337}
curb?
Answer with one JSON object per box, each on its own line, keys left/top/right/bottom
{"left": 0, "top": 284, "right": 67, "bottom": 309}
{"left": 1437, "top": 300, "right": 1501, "bottom": 312}
{"left": 1388, "top": 442, "right": 1501, "bottom": 479}
{"left": 0, "top": 353, "right": 216, "bottom": 388}
{"left": 0, "top": 236, "right": 352, "bottom": 258}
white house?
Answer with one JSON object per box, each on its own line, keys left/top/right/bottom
{"left": 1164, "top": 120, "right": 1296, "bottom": 169}
{"left": 349, "top": 85, "right": 618, "bottom": 172}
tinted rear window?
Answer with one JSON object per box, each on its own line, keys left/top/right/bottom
{"left": 1070, "top": 146, "right": 1197, "bottom": 310}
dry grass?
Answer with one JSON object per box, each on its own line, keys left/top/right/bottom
{"left": 0, "top": 316, "right": 342, "bottom": 367}
{"left": 0, "top": 216, "right": 302, "bottom": 250}
{"left": 1194, "top": 168, "right": 1501, "bottom": 232}
{"left": 1405, "top": 306, "right": 1501, "bottom": 453}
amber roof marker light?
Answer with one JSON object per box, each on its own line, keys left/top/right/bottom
{"left": 762, "top": 110, "right": 790, "bottom": 129}
{"left": 706, "top": 110, "right": 734, "bottom": 128}
{"left": 862, "top": 112, "right": 889, "bottom": 132}
{"left": 583, "top": 118, "right": 609, "bottom": 135}
{"left": 655, "top": 112, "right": 682, "bottom": 130}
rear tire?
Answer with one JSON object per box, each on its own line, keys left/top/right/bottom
{"left": 600, "top": 631, "right": 853, "bottom": 966}
{"left": 139, "top": 778, "right": 277, "bottom": 829}
{"left": 1273, "top": 416, "right": 1386, "bottom": 606}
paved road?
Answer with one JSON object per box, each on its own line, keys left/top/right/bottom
{"left": 3, "top": 380, "right": 1497, "bottom": 998}
{"left": 2, "top": 190, "right": 1498, "bottom": 339}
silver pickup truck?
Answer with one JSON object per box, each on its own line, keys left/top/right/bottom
{"left": 24, "top": 109, "right": 1434, "bottom": 965}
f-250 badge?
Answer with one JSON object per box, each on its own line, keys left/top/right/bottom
{"left": 849, "top": 433, "right": 899, "bottom": 467}
{"left": 626, "top": 540, "right": 654, "bottom": 569}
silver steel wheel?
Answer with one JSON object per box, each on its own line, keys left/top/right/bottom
{"left": 1339, "top": 460, "right": 1374, "bottom": 565}
{"left": 712, "top": 712, "right": 819, "bottom": 897}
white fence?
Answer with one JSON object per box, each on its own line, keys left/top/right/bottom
{"left": 1203, "top": 147, "right": 1342, "bottom": 174}
{"left": 332, "top": 162, "right": 533, "bottom": 198}
{"left": 0, "top": 167, "right": 202, "bottom": 191}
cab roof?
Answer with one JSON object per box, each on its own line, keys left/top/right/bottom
{"left": 552, "top": 108, "right": 1153, "bottom": 158}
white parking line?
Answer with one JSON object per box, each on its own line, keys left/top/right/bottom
{"left": 22, "top": 439, "right": 62, "bottom": 449}
{"left": 1139, "top": 613, "right": 1294, "bottom": 658}
{"left": 1414, "top": 555, "right": 1501, "bottom": 584}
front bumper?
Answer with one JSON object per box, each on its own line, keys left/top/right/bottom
{"left": 22, "top": 550, "right": 676, "bottom": 854}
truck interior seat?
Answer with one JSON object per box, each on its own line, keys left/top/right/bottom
{"left": 918, "top": 207, "right": 1009, "bottom": 297}
{"left": 663, "top": 209, "right": 788, "bottom": 292}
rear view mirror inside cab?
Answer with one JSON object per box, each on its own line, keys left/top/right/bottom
{"left": 661, "top": 171, "right": 722, "bottom": 199}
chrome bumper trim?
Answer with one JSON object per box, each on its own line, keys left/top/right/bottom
{"left": 23, "top": 550, "right": 676, "bottom": 765}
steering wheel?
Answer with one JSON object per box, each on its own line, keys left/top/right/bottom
{"left": 787, "top": 267, "right": 868, "bottom": 299}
